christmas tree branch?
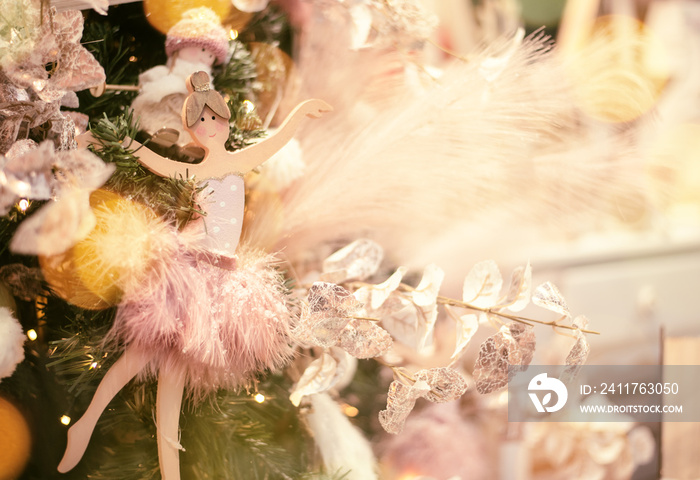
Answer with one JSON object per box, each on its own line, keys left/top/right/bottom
{"left": 88, "top": 110, "right": 204, "bottom": 228}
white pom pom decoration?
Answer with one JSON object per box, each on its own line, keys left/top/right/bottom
{"left": 0, "top": 307, "right": 25, "bottom": 380}
{"left": 260, "top": 138, "right": 305, "bottom": 191}
{"left": 306, "top": 393, "right": 378, "bottom": 480}
{"left": 232, "top": 0, "right": 270, "bottom": 13}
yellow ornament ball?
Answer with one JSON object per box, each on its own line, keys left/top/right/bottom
{"left": 0, "top": 396, "right": 31, "bottom": 480}
{"left": 143, "top": 0, "right": 232, "bottom": 34}
{"left": 72, "top": 190, "right": 162, "bottom": 306}
{"left": 249, "top": 42, "right": 298, "bottom": 128}
{"left": 241, "top": 174, "right": 285, "bottom": 251}
{"left": 40, "top": 190, "right": 164, "bottom": 309}
{"left": 222, "top": 6, "right": 254, "bottom": 33}
{"left": 40, "top": 248, "right": 111, "bottom": 311}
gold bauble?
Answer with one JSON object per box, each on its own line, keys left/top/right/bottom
{"left": 241, "top": 174, "right": 285, "bottom": 251}
{"left": 222, "top": 6, "right": 254, "bottom": 32}
{"left": 40, "top": 190, "right": 161, "bottom": 309}
{"left": 40, "top": 248, "right": 111, "bottom": 310}
{"left": 73, "top": 190, "right": 159, "bottom": 305}
{"left": 249, "top": 42, "right": 298, "bottom": 127}
{"left": 143, "top": 0, "right": 232, "bottom": 34}
{"left": 0, "top": 396, "right": 31, "bottom": 480}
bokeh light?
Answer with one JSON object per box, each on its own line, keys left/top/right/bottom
{"left": 248, "top": 42, "right": 297, "bottom": 128}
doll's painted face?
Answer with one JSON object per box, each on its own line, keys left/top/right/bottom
{"left": 188, "top": 105, "right": 229, "bottom": 150}
{"left": 177, "top": 46, "right": 217, "bottom": 67}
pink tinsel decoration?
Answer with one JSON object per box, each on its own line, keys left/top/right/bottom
{"left": 110, "top": 240, "right": 293, "bottom": 400}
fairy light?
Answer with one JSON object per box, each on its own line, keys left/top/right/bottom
{"left": 18, "top": 199, "right": 29, "bottom": 212}
{"left": 341, "top": 403, "right": 359, "bottom": 417}
{"left": 253, "top": 393, "right": 265, "bottom": 403}
{"left": 129, "top": 55, "right": 138, "bottom": 63}
{"left": 90, "top": 361, "right": 99, "bottom": 370}
{"left": 229, "top": 29, "right": 238, "bottom": 40}
{"left": 26, "top": 329, "right": 37, "bottom": 341}
{"left": 242, "top": 99, "right": 255, "bottom": 113}
{"left": 60, "top": 415, "right": 71, "bottom": 426}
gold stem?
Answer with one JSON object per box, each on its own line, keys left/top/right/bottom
{"left": 350, "top": 315, "right": 382, "bottom": 322}
{"left": 105, "top": 84, "right": 140, "bottom": 92}
{"left": 375, "top": 358, "right": 416, "bottom": 383}
{"left": 426, "top": 38, "right": 472, "bottom": 63}
{"left": 394, "top": 282, "right": 600, "bottom": 335}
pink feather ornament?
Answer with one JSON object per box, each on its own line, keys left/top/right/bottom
{"left": 242, "top": 3, "right": 656, "bottom": 278}
{"left": 60, "top": 72, "right": 329, "bottom": 480}
{"left": 110, "top": 241, "right": 293, "bottom": 400}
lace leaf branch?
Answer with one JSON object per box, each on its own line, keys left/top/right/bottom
{"left": 293, "top": 282, "right": 392, "bottom": 358}
{"left": 352, "top": 281, "right": 600, "bottom": 335}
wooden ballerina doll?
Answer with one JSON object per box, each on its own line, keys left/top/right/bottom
{"left": 58, "top": 71, "right": 331, "bottom": 479}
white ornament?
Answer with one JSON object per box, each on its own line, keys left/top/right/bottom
{"left": 232, "top": 0, "right": 269, "bottom": 13}
{"left": 306, "top": 393, "right": 378, "bottom": 480}
{"left": 0, "top": 307, "right": 25, "bottom": 380}
{"left": 259, "top": 138, "right": 305, "bottom": 191}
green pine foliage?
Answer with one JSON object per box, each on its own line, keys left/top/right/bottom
{"left": 87, "top": 110, "right": 205, "bottom": 229}
{"left": 77, "top": 4, "right": 166, "bottom": 119}
{"left": 213, "top": 40, "right": 258, "bottom": 100}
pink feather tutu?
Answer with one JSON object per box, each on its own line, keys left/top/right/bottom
{"left": 110, "top": 239, "right": 294, "bottom": 398}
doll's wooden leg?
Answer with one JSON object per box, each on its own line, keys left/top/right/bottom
{"left": 57, "top": 347, "right": 152, "bottom": 473}
{"left": 156, "top": 366, "right": 186, "bottom": 480}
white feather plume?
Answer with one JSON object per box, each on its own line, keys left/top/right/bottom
{"left": 243, "top": 6, "right": 650, "bottom": 272}
{"left": 305, "top": 393, "right": 378, "bottom": 480}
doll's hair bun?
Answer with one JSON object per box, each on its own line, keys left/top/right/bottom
{"left": 189, "top": 71, "right": 211, "bottom": 92}
{"left": 183, "top": 71, "right": 231, "bottom": 127}
{"left": 165, "top": 7, "right": 229, "bottom": 64}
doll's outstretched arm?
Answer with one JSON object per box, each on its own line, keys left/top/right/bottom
{"left": 77, "top": 130, "right": 193, "bottom": 179}
{"left": 225, "top": 99, "right": 332, "bottom": 175}
{"left": 75, "top": 131, "right": 97, "bottom": 150}
{"left": 124, "top": 136, "right": 194, "bottom": 178}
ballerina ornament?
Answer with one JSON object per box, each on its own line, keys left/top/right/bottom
{"left": 58, "top": 71, "right": 331, "bottom": 479}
